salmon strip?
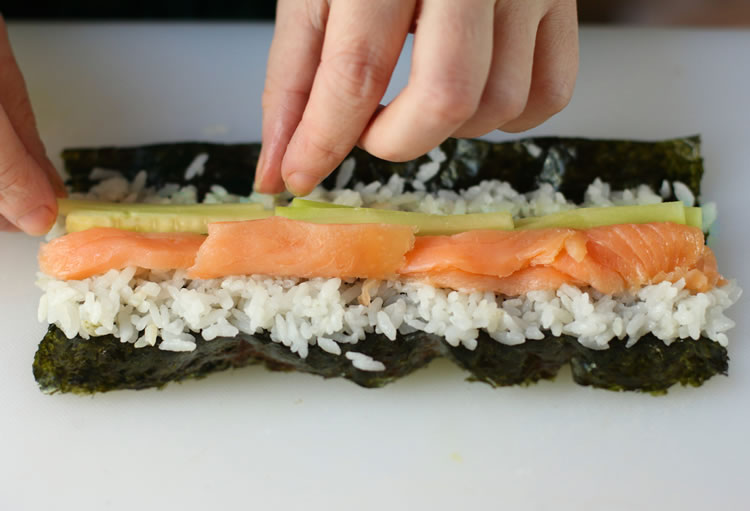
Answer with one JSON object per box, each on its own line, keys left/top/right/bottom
{"left": 40, "top": 219, "right": 723, "bottom": 296}
{"left": 583, "top": 223, "right": 704, "bottom": 287}
{"left": 651, "top": 246, "right": 725, "bottom": 293}
{"left": 580, "top": 223, "right": 720, "bottom": 293}
{"left": 406, "top": 267, "right": 583, "bottom": 295}
{"left": 400, "top": 228, "right": 583, "bottom": 277}
{"left": 398, "top": 222, "right": 722, "bottom": 295}
{"left": 549, "top": 252, "right": 626, "bottom": 294}
{"left": 188, "top": 216, "right": 415, "bottom": 280}
{"left": 38, "top": 227, "right": 205, "bottom": 280}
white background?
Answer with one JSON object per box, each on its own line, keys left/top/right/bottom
{"left": 1, "top": 23, "right": 747, "bottom": 510}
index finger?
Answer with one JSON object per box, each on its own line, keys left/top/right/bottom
{"left": 0, "top": 104, "right": 58, "bottom": 235}
{"left": 359, "top": 0, "right": 495, "bottom": 161}
{"left": 0, "top": 17, "right": 65, "bottom": 198}
{"left": 280, "top": 0, "right": 415, "bottom": 196}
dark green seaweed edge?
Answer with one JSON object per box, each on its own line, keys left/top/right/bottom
{"left": 34, "top": 135, "right": 727, "bottom": 394}
{"left": 35, "top": 326, "right": 728, "bottom": 395}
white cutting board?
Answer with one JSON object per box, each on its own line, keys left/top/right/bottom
{"left": 1, "top": 23, "right": 747, "bottom": 510}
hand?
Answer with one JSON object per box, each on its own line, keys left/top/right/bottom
{"left": 0, "top": 16, "right": 65, "bottom": 235}
{"left": 255, "top": 0, "right": 579, "bottom": 196}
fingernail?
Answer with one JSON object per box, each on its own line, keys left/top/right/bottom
{"left": 284, "top": 172, "right": 318, "bottom": 197}
{"left": 254, "top": 146, "right": 267, "bottom": 191}
{"left": 17, "top": 206, "right": 55, "bottom": 235}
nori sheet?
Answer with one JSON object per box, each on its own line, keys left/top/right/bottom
{"left": 62, "top": 136, "right": 703, "bottom": 202}
{"left": 34, "top": 135, "right": 726, "bottom": 394}
{"left": 35, "top": 326, "right": 727, "bottom": 394}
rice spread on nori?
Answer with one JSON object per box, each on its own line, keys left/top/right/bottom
{"left": 34, "top": 136, "right": 734, "bottom": 394}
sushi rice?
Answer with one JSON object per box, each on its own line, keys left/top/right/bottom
{"left": 37, "top": 153, "right": 741, "bottom": 371}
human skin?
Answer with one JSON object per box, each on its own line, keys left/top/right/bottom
{"left": 255, "top": 0, "right": 579, "bottom": 196}
{"left": 0, "top": 16, "right": 65, "bottom": 235}
{"left": 0, "top": 2, "right": 579, "bottom": 234}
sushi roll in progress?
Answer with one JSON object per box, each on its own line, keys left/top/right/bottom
{"left": 33, "top": 136, "right": 740, "bottom": 394}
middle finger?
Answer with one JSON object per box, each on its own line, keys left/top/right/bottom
{"left": 453, "top": 0, "right": 541, "bottom": 138}
{"left": 359, "top": 0, "right": 495, "bottom": 161}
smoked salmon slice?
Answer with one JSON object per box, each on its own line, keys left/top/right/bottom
{"left": 398, "top": 222, "right": 721, "bottom": 294}
{"left": 39, "top": 219, "right": 723, "bottom": 296}
{"left": 38, "top": 227, "right": 205, "bottom": 280}
{"left": 405, "top": 267, "right": 583, "bottom": 296}
{"left": 400, "top": 229, "right": 585, "bottom": 277}
{"left": 188, "top": 216, "right": 416, "bottom": 280}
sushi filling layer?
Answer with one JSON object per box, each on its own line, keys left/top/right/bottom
{"left": 37, "top": 167, "right": 739, "bottom": 370}
{"left": 37, "top": 268, "right": 740, "bottom": 365}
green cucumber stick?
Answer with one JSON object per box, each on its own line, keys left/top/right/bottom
{"left": 275, "top": 206, "right": 514, "bottom": 235}
{"left": 65, "top": 203, "right": 272, "bottom": 234}
{"left": 684, "top": 207, "right": 703, "bottom": 229}
{"left": 58, "top": 198, "right": 265, "bottom": 216}
{"left": 514, "top": 202, "right": 688, "bottom": 230}
{"left": 289, "top": 198, "right": 352, "bottom": 209}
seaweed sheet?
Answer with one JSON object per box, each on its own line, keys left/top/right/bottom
{"left": 34, "top": 136, "right": 726, "bottom": 394}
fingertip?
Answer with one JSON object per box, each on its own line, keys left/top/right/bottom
{"left": 254, "top": 179, "right": 286, "bottom": 195}
{"left": 253, "top": 146, "right": 287, "bottom": 195}
{"left": 253, "top": 145, "right": 267, "bottom": 189}
{"left": 16, "top": 204, "right": 56, "bottom": 236}
{"left": 359, "top": 136, "right": 425, "bottom": 163}
{"left": 284, "top": 171, "right": 320, "bottom": 197}
{"left": 280, "top": 125, "right": 349, "bottom": 195}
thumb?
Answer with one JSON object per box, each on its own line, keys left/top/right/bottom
{"left": 0, "top": 104, "right": 57, "bottom": 235}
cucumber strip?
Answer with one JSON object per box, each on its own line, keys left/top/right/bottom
{"left": 275, "top": 206, "right": 514, "bottom": 235}
{"left": 289, "top": 198, "right": 352, "bottom": 209}
{"left": 65, "top": 206, "right": 272, "bottom": 234}
{"left": 685, "top": 206, "right": 703, "bottom": 229}
{"left": 58, "top": 198, "right": 265, "bottom": 216}
{"left": 514, "top": 202, "right": 688, "bottom": 230}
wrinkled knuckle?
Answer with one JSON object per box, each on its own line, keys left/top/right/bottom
{"left": 537, "top": 77, "right": 575, "bottom": 115}
{"left": 262, "top": 83, "right": 310, "bottom": 116}
{"left": 484, "top": 86, "right": 527, "bottom": 125}
{"left": 422, "top": 80, "right": 479, "bottom": 125}
{"left": 0, "top": 154, "right": 29, "bottom": 196}
{"left": 303, "top": 131, "right": 351, "bottom": 164}
{"left": 261, "top": 88, "right": 274, "bottom": 110}
{"left": 324, "top": 49, "right": 391, "bottom": 103}
{"left": 263, "top": 74, "right": 307, "bottom": 98}
{"left": 304, "top": 0, "right": 329, "bottom": 32}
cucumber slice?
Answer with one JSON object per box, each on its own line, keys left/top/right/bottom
{"left": 275, "top": 206, "right": 514, "bottom": 235}
{"left": 515, "top": 202, "right": 689, "bottom": 230}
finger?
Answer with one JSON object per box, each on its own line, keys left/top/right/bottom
{"left": 281, "top": 0, "right": 414, "bottom": 195}
{"left": 358, "top": 0, "right": 494, "bottom": 162}
{"left": 0, "top": 104, "right": 58, "bottom": 235}
{"left": 452, "top": 1, "right": 540, "bottom": 138}
{"left": 0, "top": 215, "right": 20, "bottom": 232}
{"left": 0, "top": 17, "right": 66, "bottom": 197}
{"left": 499, "top": 0, "right": 578, "bottom": 133}
{"left": 254, "top": 0, "right": 328, "bottom": 194}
